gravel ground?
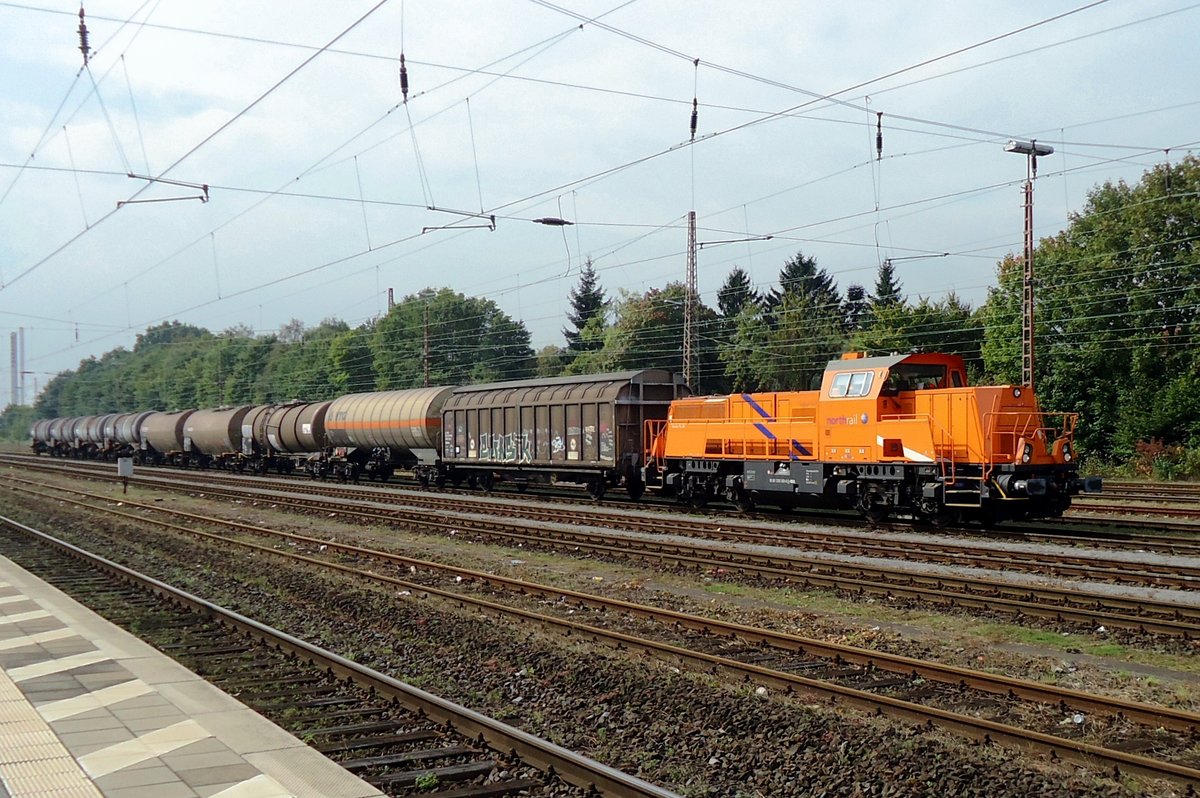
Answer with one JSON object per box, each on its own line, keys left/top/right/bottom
{"left": 2, "top": 489, "right": 1192, "bottom": 797}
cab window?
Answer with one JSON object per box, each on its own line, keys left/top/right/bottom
{"left": 848, "top": 371, "right": 873, "bottom": 396}
{"left": 829, "top": 371, "right": 873, "bottom": 398}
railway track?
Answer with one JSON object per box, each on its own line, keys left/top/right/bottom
{"left": 10, "top": 467, "right": 1200, "bottom": 639}
{"left": 13, "top": 455, "right": 1200, "bottom": 565}
{"left": 0, "top": 515, "right": 678, "bottom": 798}
{"left": 9, "top": 452, "right": 1200, "bottom": 541}
{"left": 4, "top": 487, "right": 1199, "bottom": 790}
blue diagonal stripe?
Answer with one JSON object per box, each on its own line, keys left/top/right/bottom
{"left": 741, "top": 393, "right": 772, "bottom": 420}
{"left": 752, "top": 422, "right": 777, "bottom": 441}
{"left": 791, "top": 439, "right": 811, "bottom": 456}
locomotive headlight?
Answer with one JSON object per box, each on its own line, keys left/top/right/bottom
{"left": 1012, "top": 387, "right": 1022, "bottom": 398}
{"left": 1062, "top": 442, "right": 1073, "bottom": 462}
{"left": 1021, "top": 443, "right": 1033, "bottom": 463}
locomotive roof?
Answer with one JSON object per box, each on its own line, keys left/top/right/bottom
{"left": 823, "top": 352, "right": 963, "bottom": 373}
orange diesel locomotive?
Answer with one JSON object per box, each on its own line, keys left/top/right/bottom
{"left": 643, "top": 352, "right": 1101, "bottom": 524}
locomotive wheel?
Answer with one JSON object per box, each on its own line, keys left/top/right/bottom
{"left": 734, "top": 491, "right": 755, "bottom": 513}
{"left": 859, "top": 491, "right": 890, "bottom": 523}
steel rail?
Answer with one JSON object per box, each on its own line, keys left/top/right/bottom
{"left": 11, "top": 453, "right": 1200, "bottom": 578}
{"left": 9, "top": 453, "right": 1200, "bottom": 544}
{"left": 12, "top": 473, "right": 1199, "bottom": 638}
{"left": 0, "top": 513, "right": 681, "bottom": 798}
{"left": 6, "top": 492, "right": 1199, "bottom": 789}
{"left": 11, "top": 480, "right": 1200, "bottom": 733}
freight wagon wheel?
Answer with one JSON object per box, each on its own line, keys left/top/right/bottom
{"left": 434, "top": 474, "right": 447, "bottom": 488}
{"left": 478, "top": 472, "right": 495, "bottom": 492}
{"left": 587, "top": 480, "right": 606, "bottom": 501}
{"left": 625, "top": 480, "right": 645, "bottom": 501}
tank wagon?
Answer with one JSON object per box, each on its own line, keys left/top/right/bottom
{"left": 238, "top": 398, "right": 333, "bottom": 472}
{"left": 645, "top": 352, "right": 1102, "bottom": 524}
{"left": 181, "top": 406, "right": 256, "bottom": 468}
{"left": 441, "top": 369, "right": 688, "bottom": 499}
{"left": 324, "top": 388, "right": 454, "bottom": 481}
{"left": 30, "top": 419, "right": 53, "bottom": 454}
{"left": 139, "top": 410, "right": 195, "bottom": 465}
{"left": 111, "top": 411, "right": 155, "bottom": 459}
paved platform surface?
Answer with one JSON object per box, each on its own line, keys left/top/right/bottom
{"left": 0, "top": 555, "right": 386, "bottom": 798}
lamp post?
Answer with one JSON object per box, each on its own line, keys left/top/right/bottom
{"left": 1004, "top": 139, "right": 1054, "bottom": 391}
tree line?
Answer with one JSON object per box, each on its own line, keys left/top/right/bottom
{"left": 5, "top": 157, "right": 1198, "bottom": 473}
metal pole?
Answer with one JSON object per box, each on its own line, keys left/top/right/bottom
{"left": 1022, "top": 155, "right": 1035, "bottom": 390}
{"left": 8, "top": 333, "right": 16, "bottom": 406}
{"left": 684, "top": 211, "right": 697, "bottom": 391}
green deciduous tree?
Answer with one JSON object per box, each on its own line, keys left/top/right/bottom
{"left": 373, "top": 288, "right": 533, "bottom": 389}
{"left": 981, "top": 155, "right": 1200, "bottom": 455}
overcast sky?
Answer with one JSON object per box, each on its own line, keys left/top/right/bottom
{"left": 2, "top": 0, "right": 1197, "bottom": 406}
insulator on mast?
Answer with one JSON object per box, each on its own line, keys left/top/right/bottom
{"left": 689, "top": 98, "right": 698, "bottom": 141}
{"left": 399, "top": 53, "right": 409, "bottom": 103}
{"left": 875, "top": 111, "right": 883, "bottom": 161}
{"left": 77, "top": 6, "right": 91, "bottom": 65}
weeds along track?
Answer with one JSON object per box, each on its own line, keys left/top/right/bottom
{"left": 5, "top": 480, "right": 1200, "bottom": 791}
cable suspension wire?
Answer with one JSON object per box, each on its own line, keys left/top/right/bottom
{"left": 1, "top": 0, "right": 395, "bottom": 295}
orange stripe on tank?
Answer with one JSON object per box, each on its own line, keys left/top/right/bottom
{"left": 326, "top": 419, "right": 442, "bottom": 430}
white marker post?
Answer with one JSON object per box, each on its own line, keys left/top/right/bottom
{"left": 117, "top": 457, "right": 133, "bottom": 494}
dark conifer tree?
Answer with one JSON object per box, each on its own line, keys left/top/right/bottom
{"left": 562, "top": 258, "right": 608, "bottom": 354}
{"left": 871, "top": 259, "right": 904, "bottom": 308}
{"left": 766, "top": 251, "right": 840, "bottom": 316}
{"left": 717, "top": 266, "right": 758, "bottom": 318}
{"left": 842, "top": 283, "right": 868, "bottom": 331}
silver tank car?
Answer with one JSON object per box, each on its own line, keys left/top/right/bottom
{"left": 113, "top": 411, "right": 155, "bottom": 446}
{"left": 183, "top": 406, "right": 254, "bottom": 460}
{"left": 66, "top": 417, "right": 88, "bottom": 444}
{"left": 84, "top": 414, "right": 118, "bottom": 444}
{"left": 240, "top": 405, "right": 274, "bottom": 456}
{"left": 140, "top": 410, "right": 195, "bottom": 462}
{"left": 31, "top": 419, "right": 52, "bottom": 444}
{"left": 47, "top": 417, "right": 71, "bottom": 444}
{"left": 30, "top": 419, "right": 53, "bottom": 454}
{"left": 263, "top": 401, "right": 332, "bottom": 453}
